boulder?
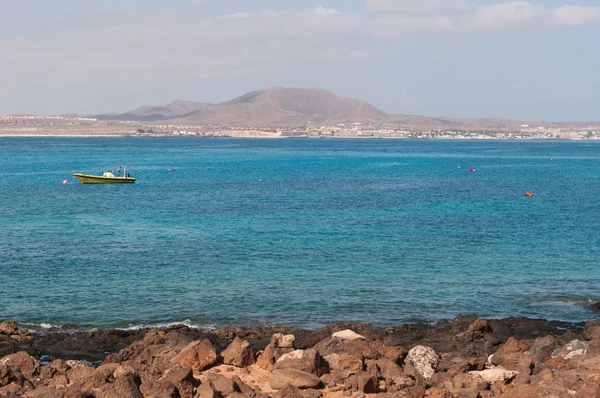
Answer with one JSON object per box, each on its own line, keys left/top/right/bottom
{"left": 0, "top": 351, "right": 40, "bottom": 379}
{"left": 551, "top": 340, "right": 588, "bottom": 360}
{"left": 206, "top": 374, "right": 240, "bottom": 396}
{"left": 221, "top": 337, "right": 255, "bottom": 368}
{"left": 256, "top": 344, "right": 283, "bottom": 371}
{"left": 140, "top": 379, "right": 179, "bottom": 398}
{"left": 355, "top": 371, "right": 378, "bottom": 393}
{"left": 469, "top": 369, "right": 518, "bottom": 384}
{"left": 528, "top": 335, "right": 556, "bottom": 362}
{"left": 405, "top": 346, "right": 439, "bottom": 380}
{"left": 331, "top": 330, "right": 364, "bottom": 341}
{"left": 466, "top": 319, "right": 492, "bottom": 339}
{"left": 105, "top": 329, "right": 193, "bottom": 375}
{"left": 160, "top": 363, "right": 197, "bottom": 397}
{"left": 171, "top": 339, "right": 217, "bottom": 372}
{"left": 196, "top": 380, "right": 221, "bottom": 398}
{"left": 491, "top": 337, "right": 534, "bottom": 374}
{"left": 0, "top": 320, "right": 18, "bottom": 335}
{"left": 587, "top": 339, "right": 600, "bottom": 355}
{"left": 275, "top": 348, "right": 321, "bottom": 375}
{"left": 272, "top": 333, "right": 296, "bottom": 349}
{"left": 272, "top": 384, "right": 304, "bottom": 398}
{"left": 268, "top": 369, "right": 321, "bottom": 390}
{"left": 323, "top": 353, "right": 362, "bottom": 373}
{"left": 95, "top": 370, "right": 143, "bottom": 398}
{"left": 584, "top": 321, "right": 600, "bottom": 341}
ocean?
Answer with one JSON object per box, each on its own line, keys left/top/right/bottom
{"left": 0, "top": 137, "right": 599, "bottom": 330}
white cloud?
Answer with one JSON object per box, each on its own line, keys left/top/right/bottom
{"left": 368, "top": 1, "right": 600, "bottom": 37}
{"left": 366, "top": 0, "right": 470, "bottom": 15}
{"left": 0, "top": 1, "right": 599, "bottom": 114}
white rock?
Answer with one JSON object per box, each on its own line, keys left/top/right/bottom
{"left": 406, "top": 345, "right": 439, "bottom": 380}
{"left": 271, "top": 333, "right": 295, "bottom": 348}
{"left": 332, "top": 329, "right": 365, "bottom": 340}
{"left": 469, "top": 368, "right": 519, "bottom": 383}
{"left": 276, "top": 350, "right": 305, "bottom": 363}
{"left": 551, "top": 340, "right": 588, "bottom": 360}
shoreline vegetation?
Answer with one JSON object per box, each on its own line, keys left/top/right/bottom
{"left": 2, "top": 315, "right": 600, "bottom": 397}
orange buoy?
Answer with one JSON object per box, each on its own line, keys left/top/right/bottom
{"left": 525, "top": 191, "right": 533, "bottom": 197}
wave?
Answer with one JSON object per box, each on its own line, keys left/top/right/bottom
{"left": 116, "top": 319, "right": 217, "bottom": 331}
{"left": 19, "top": 319, "right": 218, "bottom": 333}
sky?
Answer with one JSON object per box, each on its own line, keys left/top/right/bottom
{"left": 1, "top": 0, "right": 599, "bottom": 121}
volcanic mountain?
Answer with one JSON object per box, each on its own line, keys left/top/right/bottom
{"left": 98, "top": 88, "right": 389, "bottom": 125}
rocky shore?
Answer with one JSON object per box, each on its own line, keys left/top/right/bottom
{"left": 1, "top": 316, "right": 599, "bottom": 397}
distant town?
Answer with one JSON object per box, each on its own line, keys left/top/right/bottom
{"left": 1, "top": 115, "right": 599, "bottom": 140}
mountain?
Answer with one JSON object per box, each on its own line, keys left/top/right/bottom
{"left": 97, "top": 100, "right": 212, "bottom": 122}
{"left": 96, "top": 88, "right": 388, "bottom": 125}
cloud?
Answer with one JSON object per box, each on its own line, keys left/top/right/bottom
{"left": 365, "top": 0, "right": 470, "bottom": 15}
{"left": 368, "top": 1, "right": 600, "bottom": 37}
{"left": 0, "top": 1, "right": 599, "bottom": 114}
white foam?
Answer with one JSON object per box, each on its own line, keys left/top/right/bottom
{"left": 117, "top": 319, "right": 216, "bottom": 331}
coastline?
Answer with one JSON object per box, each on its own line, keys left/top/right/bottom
{"left": 2, "top": 316, "right": 599, "bottom": 397}
{"left": 0, "top": 133, "right": 598, "bottom": 141}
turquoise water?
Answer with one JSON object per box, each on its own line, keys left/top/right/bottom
{"left": 1, "top": 137, "right": 599, "bottom": 329}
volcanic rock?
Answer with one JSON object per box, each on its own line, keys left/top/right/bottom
{"left": 222, "top": 337, "right": 255, "bottom": 368}
{"left": 275, "top": 348, "right": 321, "bottom": 375}
{"left": 405, "top": 346, "right": 439, "bottom": 380}
{"left": 171, "top": 339, "right": 217, "bottom": 372}
{"left": 490, "top": 338, "right": 534, "bottom": 374}
{"left": 551, "top": 340, "right": 588, "bottom": 360}
{"left": 584, "top": 321, "right": 600, "bottom": 341}
{"left": 268, "top": 369, "right": 321, "bottom": 390}
{"left": 331, "top": 330, "right": 364, "bottom": 341}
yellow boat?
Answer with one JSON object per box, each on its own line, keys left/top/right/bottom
{"left": 73, "top": 167, "right": 135, "bottom": 184}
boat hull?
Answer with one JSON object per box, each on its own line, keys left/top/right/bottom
{"left": 73, "top": 173, "right": 136, "bottom": 184}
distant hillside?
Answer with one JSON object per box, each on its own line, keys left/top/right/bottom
{"left": 97, "top": 100, "right": 212, "bottom": 122}
{"left": 91, "top": 88, "right": 597, "bottom": 129}
{"left": 96, "top": 88, "right": 388, "bottom": 125}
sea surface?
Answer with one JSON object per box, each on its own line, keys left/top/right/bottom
{"left": 1, "top": 137, "right": 599, "bottom": 330}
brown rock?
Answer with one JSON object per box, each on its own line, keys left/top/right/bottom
{"left": 452, "top": 373, "right": 489, "bottom": 391}
{"left": 160, "top": 363, "right": 197, "bottom": 398}
{"left": 206, "top": 374, "right": 240, "bottom": 396}
{"left": 491, "top": 337, "right": 534, "bottom": 374}
{"left": 222, "top": 337, "right": 255, "bottom": 368}
{"left": 140, "top": 379, "right": 179, "bottom": 398}
{"left": 256, "top": 344, "right": 283, "bottom": 371}
{"left": 0, "top": 320, "right": 18, "bottom": 335}
{"left": 446, "top": 357, "right": 486, "bottom": 377}
{"left": 355, "top": 371, "right": 378, "bottom": 394}
{"left": 323, "top": 353, "right": 362, "bottom": 373}
{"left": 528, "top": 335, "right": 556, "bottom": 362}
{"left": 171, "top": 339, "right": 217, "bottom": 372}
{"left": 275, "top": 348, "right": 321, "bottom": 375}
{"left": 272, "top": 384, "right": 304, "bottom": 398}
{"left": 467, "top": 319, "right": 492, "bottom": 339}
{"left": 584, "top": 321, "right": 600, "bottom": 341}
{"left": 95, "top": 370, "right": 143, "bottom": 398}
{"left": 268, "top": 369, "right": 321, "bottom": 390}
{"left": 574, "top": 383, "right": 600, "bottom": 398}
{"left": 0, "top": 351, "right": 40, "bottom": 379}
{"left": 587, "top": 339, "right": 600, "bottom": 355}
{"left": 105, "top": 329, "right": 193, "bottom": 376}
{"left": 196, "top": 380, "right": 221, "bottom": 398}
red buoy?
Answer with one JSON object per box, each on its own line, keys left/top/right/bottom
{"left": 468, "top": 167, "right": 474, "bottom": 173}
{"left": 62, "top": 180, "right": 69, "bottom": 185}
{"left": 525, "top": 191, "right": 533, "bottom": 197}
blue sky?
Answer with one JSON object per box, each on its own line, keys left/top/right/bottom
{"left": 1, "top": 0, "right": 599, "bottom": 121}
